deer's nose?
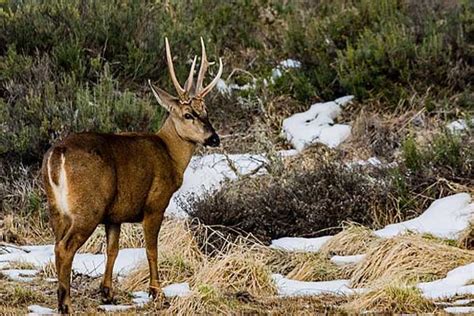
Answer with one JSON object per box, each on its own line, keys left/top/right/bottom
{"left": 204, "top": 133, "right": 220, "bottom": 147}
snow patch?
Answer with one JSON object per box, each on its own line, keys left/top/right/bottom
{"left": 216, "top": 78, "right": 256, "bottom": 95}
{"left": 418, "top": 262, "right": 474, "bottom": 299}
{"left": 270, "top": 236, "right": 332, "bottom": 252}
{"left": 451, "top": 299, "right": 474, "bottom": 306}
{"left": 447, "top": 119, "right": 473, "bottom": 133}
{"left": 163, "top": 282, "right": 191, "bottom": 298}
{"left": 0, "top": 245, "right": 54, "bottom": 269}
{"left": 1, "top": 269, "right": 38, "bottom": 282}
{"left": 0, "top": 245, "right": 146, "bottom": 278}
{"left": 166, "top": 153, "right": 266, "bottom": 216}
{"left": 272, "top": 274, "right": 362, "bottom": 297}
{"left": 132, "top": 291, "right": 151, "bottom": 306}
{"left": 444, "top": 306, "right": 474, "bottom": 314}
{"left": 330, "top": 254, "right": 366, "bottom": 266}
{"left": 279, "top": 59, "right": 302, "bottom": 69}
{"left": 282, "top": 96, "right": 354, "bottom": 151}
{"left": 98, "top": 304, "right": 135, "bottom": 312}
{"left": 73, "top": 248, "right": 146, "bottom": 277}
{"left": 27, "top": 305, "right": 55, "bottom": 315}
{"left": 375, "top": 193, "right": 473, "bottom": 239}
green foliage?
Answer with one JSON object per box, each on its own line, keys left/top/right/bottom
{"left": 401, "top": 129, "right": 472, "bottom": 176}
{"left": 0, "top": 51, "right": 160, "bottom": 161}
{"left": 285, "top": 0, "right": 472, "bottom": 104}
{"left": 401, "top": 135, "right": 425, "bottom": 172}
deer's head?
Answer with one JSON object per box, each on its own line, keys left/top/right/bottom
{"left": 149, "top": 38, "right": 222, "bottom": 147}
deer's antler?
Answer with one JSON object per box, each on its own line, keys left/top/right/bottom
{"left": 195, "top": 37, "right": 223, "bottom": 99}
{"left": 165, "top": 37, "right": 222, "bottom": 101}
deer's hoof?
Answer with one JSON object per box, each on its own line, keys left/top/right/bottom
{"left": 58, "top": 303, "right": 71, "bottom": 314}
{"left": 100, "top": 284, "right": 114, "bottom": 303}
{"left": 149, "top": 285, "right": 164, "bottom": 301}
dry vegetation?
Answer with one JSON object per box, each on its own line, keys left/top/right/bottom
{"left": 1, "top": 213, "right": 474, "bottom": 313}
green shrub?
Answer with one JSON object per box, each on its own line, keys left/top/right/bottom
{"left": 401, "top": 129, "right": 472, "bottom": 178}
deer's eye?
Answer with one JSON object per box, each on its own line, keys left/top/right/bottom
{"left": 184, "top": 113, "right": 194, "bottom": 120}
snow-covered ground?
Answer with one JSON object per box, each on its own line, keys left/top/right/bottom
{"left": 374, "top": 193, "right": 473, "bottom": 239}
{"left": 28, "top": 305, "right": 55, "bottom": 315}
{"left": 270, "top": 236, "right": 332, "bottom": 252}
{"left": 162, "top": 282, "right": 191, "bottom": 298}
{"left": 1, "top": 269, "right": 38, "bottom": 282}
{"left": 272, "top": 274, "right": 363, "bottom": 297}
{"left": 330, "top": 254, "right": 366, "bottom": 266}
{"left": 418, "top": 263, "right": 474, "bottom": 300}
{"left": 268, "top": 193, "right": 474, "bottom": 303}
{"left": 282, "top": 96, "right": 354, "bottom": 151}
{"left": 0, "top": 245, "right": 146, "bottom": 277}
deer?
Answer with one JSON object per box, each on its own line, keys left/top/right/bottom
{"left": 41, "top": 37, "right": 223, "bottom": 313}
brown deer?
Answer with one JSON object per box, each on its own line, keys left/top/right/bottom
{"left": 42, "top": 38, "right": 223, "bottom": 313}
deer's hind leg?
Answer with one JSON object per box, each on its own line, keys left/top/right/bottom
{"left": 55, "top": 218, "right": 99, "bottom": 314}
{"left": 100, "top": 223, "right": 121, "bottom": 303}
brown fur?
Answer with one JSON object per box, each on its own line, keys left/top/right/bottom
{"left": 42, "top": 38, "right": 222, "bottom": 313}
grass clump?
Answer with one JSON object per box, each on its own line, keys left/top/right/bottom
{"left": 320, "top": 223, "right": 380, "bottom": 256}
{"left": 350, "top": 234, "right": 474, "bottom": 288}
{"left": 346, "top": 281, "right": 436, "bottom": 313}
{"left": 267, "top": 250, "right": 343, "bottom": 282}
{"left": 0, "top": 285, "right": 46, "bottom": 306}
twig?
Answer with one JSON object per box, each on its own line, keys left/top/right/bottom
{"left": 0, "top": 242, "right": 30, "bottom": 253}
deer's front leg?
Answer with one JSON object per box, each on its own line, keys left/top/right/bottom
{"left": 143, "top": 211, "right": 164, "bottom": 299}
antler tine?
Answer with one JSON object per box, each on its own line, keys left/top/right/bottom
{"left": 184, "top": 55, "right": 197, "bottom": 93}
{"left": 195, "top": 37, "right": 209, "bottom": 94}
{"left": 198, "top": 57, "right": 223, "bottom": 98}
{"left": 165, "top": 37, "right": 185, "bottom": 99}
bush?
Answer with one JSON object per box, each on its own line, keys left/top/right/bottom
{"left": 183, "top": 160, "right": 392, "bottom": 243}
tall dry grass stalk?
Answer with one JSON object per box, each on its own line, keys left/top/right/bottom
{"left": 350, "top": 234, "right": 474, "bottom": 288}
{"left": 457, "top": 221, "right": 474, "bottom": 250}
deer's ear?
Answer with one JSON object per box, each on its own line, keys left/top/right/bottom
{"left": 148, "top": 80, "right": 179, "bottom": 112}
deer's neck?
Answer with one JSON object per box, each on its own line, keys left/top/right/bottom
{"left": 157, "top": 117, "right": 196, "bottom": 177}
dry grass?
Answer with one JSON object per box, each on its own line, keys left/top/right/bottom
{"left": 40, "top": 260, "right": 56, "bottom": 279}
{"left": 345, "top": 281, "right": 436, "bottom": 313}
{"left": 3, "top": 260, "right": 36, "bottom": 270}
{"left": 80, "top": 223, "right": 145, "bottom": 254}
{"left": 121, "top": 219, "right": 204, "bottom": 292}
{"left": 191, "top": 242, "right": 276, "bottom": 297}
{"left": 350, "top": 234, "right": 474, "bottom": 288}
{"left": 457, "top": 221, "right": 474, "bottom": 250}
{"left": 266, "top": 250, "right": 343, "bottom": 281}
{"left": 320, "top": 223, "right": 380, "bottom": 256}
